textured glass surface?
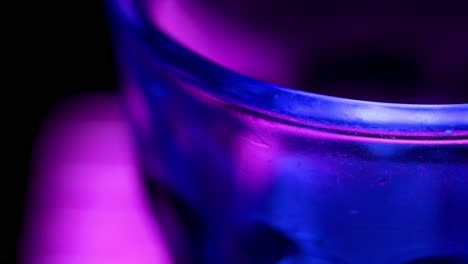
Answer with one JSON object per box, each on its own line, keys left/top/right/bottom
{"left": 108, "top": 0, "right": 468, "bottom": 263}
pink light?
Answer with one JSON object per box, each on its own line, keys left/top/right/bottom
{"left": 148, "top": 0, "right": 299, "bottom": 87}
{"left": 20, "top": 94, "right": 173, "bottom": 264}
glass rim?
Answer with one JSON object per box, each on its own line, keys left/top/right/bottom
{"left": 110, "top": 0, "right": 468, "bottom": 140}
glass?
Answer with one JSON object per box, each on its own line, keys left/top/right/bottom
{"left": 107, "top": 0, "right": 468, "bottom": 263}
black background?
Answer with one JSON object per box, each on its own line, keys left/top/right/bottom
{"left": 11, "top": 1, "right": 117, "bottom": 262}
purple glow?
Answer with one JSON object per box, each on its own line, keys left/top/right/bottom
{"left": 148, "top": 0, "right": 299, "bottom": 87}
{"left": 20, "top": 94, "right": 173, "bottom": 264}
{"left": 148, "top": 0, "right": 468, "bottom": 104}
{"left": 234, "top": 130, "right": 278, "bottom": 193}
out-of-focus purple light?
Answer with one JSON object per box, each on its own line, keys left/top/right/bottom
{"left": 20, "top": 95, "right": 173, "bottom": 264}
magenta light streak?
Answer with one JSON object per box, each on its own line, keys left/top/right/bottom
{"left": 234, "top": 131, "right": 278, "bottom": 194}
{"left": 148, "top": 0, "right": 299, "bottom": 87}
{"left": 247, "top": 114, "right": 468, "bottom": 146}
{"left": 20, "top": 94, "right": 173, "bottom": 264}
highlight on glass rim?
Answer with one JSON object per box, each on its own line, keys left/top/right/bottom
{"left": 20, "top": 0, "right": 468, "bottom": 264}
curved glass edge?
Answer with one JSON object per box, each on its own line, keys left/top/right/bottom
{"left": 108, "top": 0, "right": 468, "bottom": 140}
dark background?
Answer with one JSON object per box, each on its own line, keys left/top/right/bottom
{"left": 11, "top": 1, "right": 117, "bottom": 262}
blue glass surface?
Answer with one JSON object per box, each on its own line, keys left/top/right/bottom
{"left": 108, "top": 0, "right": 468, "bottom": 263}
